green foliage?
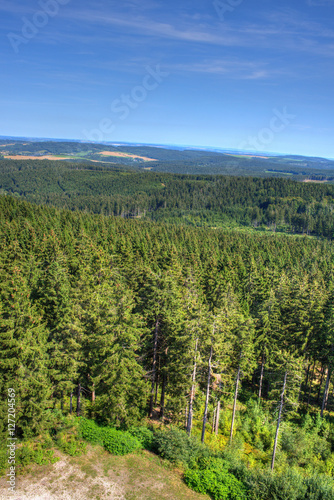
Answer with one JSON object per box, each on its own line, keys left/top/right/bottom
{"left": 127, "top": 426, "right": 154, "bottom": 450}
{"left": 79, "top": 418, "right": 104, "bottom": 445}
{"left": 3, "top": 158, "right": 334, "bottom": 237}
{"left": 56, "top": 432, "right": 86, "bottom": 457}
{"left": 79, "top": 418, "right": 142, "bottom": 455}
{"left": 0, "top": 437, "right": 59, "bottom": 475}
{"left": 184, "top": 458, "right": 246, "bottom": 500}
{"left": 244, "top": 469, "right": 334, "bottom": 500}
{"left": 152, "top": 427, "right": 210, "bottom": 468}
{"left": 245, "top": 469, "right": 307, "bottom": 500}
{"left": 101, "top": 428, "right": 142, "bottom": 455}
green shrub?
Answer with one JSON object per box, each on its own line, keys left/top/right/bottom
{"left": 304, "top": 474, "right": 334, "bottom": 500}
{"left": 127, "top": 426, "right": 154, "bottom": 450}
{"left": 102, "top": 428, "right": 142, "bottom": 455}
{"left": 0, "top": 448, "right": 9, "bottom": 476}
{"left": 152, "top": 427, "right": 210, "bottom": 468}
{"left": 184, "top": 458, "right": 246, "bottom": 500}
{"left": 16, "top": 442, "right": 59, "bottom": 468}
{"left": 79, "top": 418, "right": 104, "bottom": 445}
{"left": 56, "top": 433, "right": 86, "bottom": 457}
{"left": 79, "top": 418, "right": 142, "bottom": 455}
{"left": 245, "top": 469, "right": 307, "bottom": 500}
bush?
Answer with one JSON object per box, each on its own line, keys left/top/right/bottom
{"left": 56, "top": 433, "right": 86, "bottom": 457}
{"left": 152, "top": 427, "right": 210, "bottom": 468}
{"left": 245, "top": 469, "right": 307, "bottom": 500}
{"left": 304, "top": 474, "right": 334, "bottom": 500}
{"left": 79, "top": 418, "right": 103, "bottom": 445}
{"left": 127, "top": 426, "right": 154, "bottom": 450}
{"left": 79, "top": 418, "right": 142, "bottom": 456}
{"left": 184, "top": 458, "right": 246, "bottom": 500}
{"left": 16, "top": 441, "right": 59, "bottom": 469}
{"left": 102, "top": 428, "right": 142, "bottom": 455}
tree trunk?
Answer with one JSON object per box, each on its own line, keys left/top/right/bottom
{"left": 201, "top": 344, "right": 213, "bottom": 443}
{"left": 230, "top": 365, "right": 241, "bottom": 443}
{"left": 160, "top": 371, "right": 166, "bottom": 419}
{"left": 215, "top": 400, "right": 221, "bottom": 435}
{"left": 61, "top": 391, "right": 64, "bottom": 412}
{"left": 306, "top": 362, "right": 316, "bottom": 408}
{"left": 321, "top": 368, "right": 331, "bottom": 417}
{"left": 259, "top": 353, "right": 265, "bottom": 399}
{"left": 70, "top": 392, "right": 73, "bottom": 414}
{"left": 154, "top": 372, "right": 159, "bottom": 405}
{"left": 187, "top": 338, "right": 198, "bottom": 435}
{"left": 302, "top": 362, "right": 311, "bottom": 402}
{"left": 317, "top": 365, "right": 325, "bottom": 404}
{"left": 212, "top": 407, "right": 217, "bottom": 433}
{"left": 271, "top": 370, "right": 287, "bottom": 471}
{"left": 149, "top": 318, "right": 159, "bottom": 417}
{"left": 76, "top": 383, "right": 81, "bottom": 417}
{"left": 92, "top": 383, "right": 95, "bottom": 404}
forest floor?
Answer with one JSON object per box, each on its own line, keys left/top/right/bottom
{"left": 0, "top": 444, "right": 209, "bottom": 500}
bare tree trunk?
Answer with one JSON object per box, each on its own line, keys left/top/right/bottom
{"left": 215, "top": 400, "right": 221, "bottom": 435}
{"left": 154, "top": 372, "right": 159, "bottom": 405}
{"left": 317, "top": 365, "right": 325, "bottom": 404}
{"left": 92, "top": 383, "right": 95, "bottom": 404}
{"left": 271, "top": 370, "right": 287, "bottom": 471}
{"left": 76, "top": 383, "right": 81, "bottom": 417}
{"left": 303, "top": 362, "right": 311, "bottom": 402}
{"left": 201, "top": 344, "right": 213, "bottom": 443}
{"left": 259, "top": 353, "right": 265, "bottom": 399}
{"left": 160, "top": 371, "right": 166, "bottom": 419}
{"left": 230, "top": 365, "right": 241, "bottom": 443}
{"left": 307, "top": 362, "right": 316, "bottom": 408}
{"left": 149, "top": 318, "right": 159, "bottom": 417}
{"left": 321, "top": 368, "right": 331, "bottom": 417}
{"left": 187, "top": 338, "right": 198, "bottom": 435}
{"left": 212, "top": 407, "right": 217, "bottom": 433}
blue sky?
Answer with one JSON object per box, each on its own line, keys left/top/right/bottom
{"left": 1, "top": 0, "right": 334, "bottom": 157}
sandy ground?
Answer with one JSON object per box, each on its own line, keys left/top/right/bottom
{"left": 3, "top": 156, "right": 72, "bottom": 161}
{"left": 303, "top": 179, "right": 328, "bottom": 183}
{"left": 0, "top": 450, "right": 125, "bottom": 500}
{"left": 97, "top": 151, "right": 157, "bottom": 161}
{"left": 0, "top": 447, "right": 209, "bottom": 500}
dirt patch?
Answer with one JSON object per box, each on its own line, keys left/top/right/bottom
{"left": 0, "top": 446, "right": 209, "bottom": 500}
{"left": 3, "top": 155, "right": 72, "bottom": 161}
{"left": 97, "top": 151, "right": 157, "bottom": 161}
{"left": 303, "top": 179, "right": 328, "bottom": 183}
{"left": 225, "top": 153, "right": 270, "bottom": 159}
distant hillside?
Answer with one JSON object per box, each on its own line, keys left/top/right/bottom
{"left": 1, "top": 158, "right": 334, "bottom": 238}
{"left": 1, "top": 138, "right": 334, "bottom": 179}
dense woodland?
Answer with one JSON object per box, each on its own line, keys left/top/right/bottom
{"left": 2, "top": 166, "right": 334, "bottom": 497}
{"left": 2, "top": 160, "right": 334, "bottom": 237}
{"left": 0, "top": 195, "right": 334, "bottom": 430}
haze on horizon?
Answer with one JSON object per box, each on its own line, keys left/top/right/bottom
{"left": 1, "top": 0, "right": 334, "bottom": 158}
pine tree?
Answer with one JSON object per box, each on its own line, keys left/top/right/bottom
{"left": 0, "top": 264, "right": 52, "bottom": 437}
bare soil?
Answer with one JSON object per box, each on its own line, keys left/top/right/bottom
{"left": 0, "top": 445, "right": 209, "bottom": 500}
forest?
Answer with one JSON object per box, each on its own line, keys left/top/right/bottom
{"left": 1, "top": 139, "right": 334, "bottom": 176}
{"left": 2, "top": 159, "right": 334, "bottom": 237}
{"left": 2, "top": 191, "right": 334, "bottom": 498}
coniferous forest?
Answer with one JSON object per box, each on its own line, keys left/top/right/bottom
{"left": 2, "top": 164, "right": 334, "bottom": 498}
